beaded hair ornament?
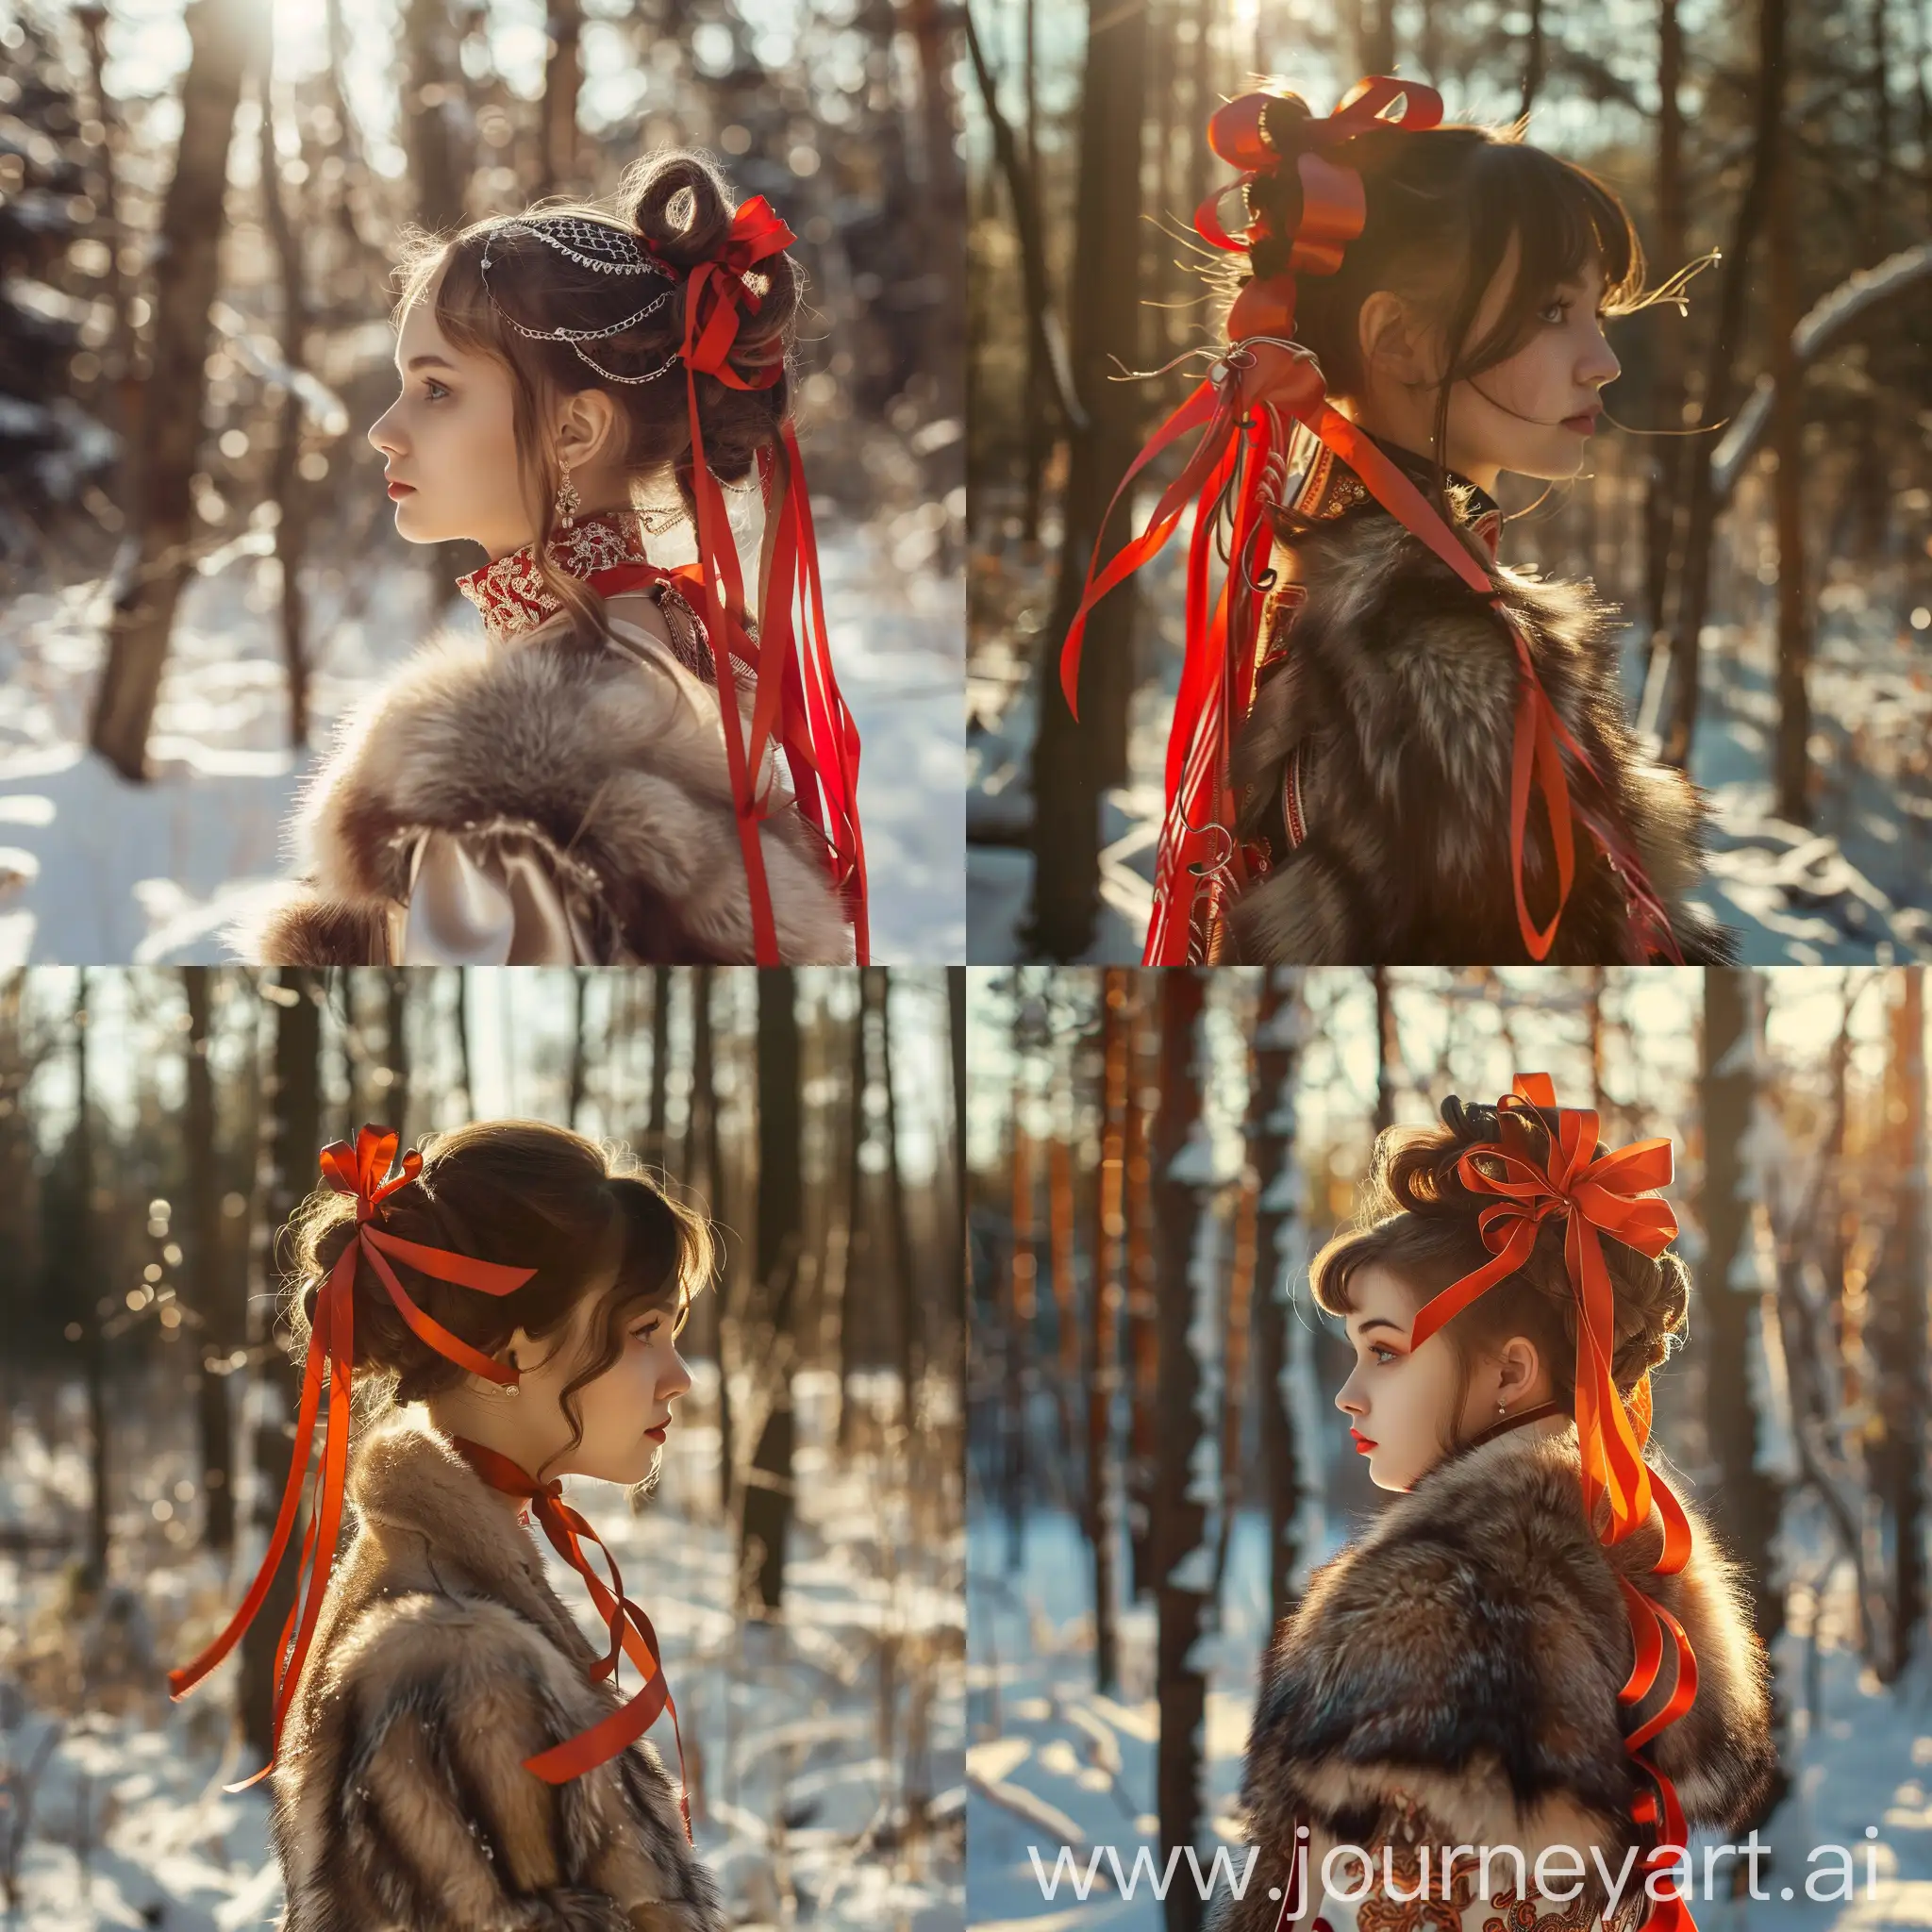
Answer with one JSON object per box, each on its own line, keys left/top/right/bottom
{"left": 474, "top": 204, "right": 868, "bottom": 964}
{"left": 1058, "top": 78, "right": 1682, "bottom": 967}
{"left": 167, "top": 1126, "right": 691, "bottom": 1839}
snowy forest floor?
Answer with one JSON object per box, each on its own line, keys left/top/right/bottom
{"left": 0, "top": 1364, "right": 964, "bottom": 1930}
{"left": 967, "top": 532, "right": 1932, "bottom": 965}
{"left": 0, "top": 517, "right": 964, "bottom": 966}
{"left": 966, "top": 1493, "right": 1930, "bottom": 1932}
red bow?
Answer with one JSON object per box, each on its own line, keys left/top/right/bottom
{"left": 167, "top": 1126, "right": 536, "bottom": 1792}
{"left": 450, "top": 1436, "right": 691, "bottom": 1841}
{"left": 1059, "top": 76, "right": 1682, "bottom": 966}
{"left": 1407, "top": 1075, "right": 1700, "bottom": 1932}
{"left": 675, "top": 195, "right": 869, "bottom": 963}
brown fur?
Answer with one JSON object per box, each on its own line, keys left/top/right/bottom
{"left": 1208, "top": 1423, "right": 1777, "bottom": 1932}
{"left": 1227, "top": 501, "right": 1738, "bottom": 965}
{"left": 235, "top": 601, "right": 853, "bottom": 965}
{"left": 271, "top": 1407, "right": 724, "bottom": 1932}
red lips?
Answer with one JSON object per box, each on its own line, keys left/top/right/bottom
{"left": 386, "top": 479, "right": 414, "bottom": 499}
{"left": 644, "top": 1425, "right": 667, "bottom": 1441}
{"left": 1561, "top": 411, "right": 1599, "bottom": 434}
{"left": 1350, "top": 1428, "right": 1376, "bottom": 1454}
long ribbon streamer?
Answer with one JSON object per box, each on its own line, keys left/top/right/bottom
{"left": 167, "top": 1126, "right": 535, "bottom": 1792}
{"left": 449, "top": 1435, "right": 692, "bottom": 1842}
{"left": 1406, "top": 1074, "right": 1699, "bottom": 1932}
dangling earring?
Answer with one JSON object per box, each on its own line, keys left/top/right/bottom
{"left": 1496, "top": 1400, "right": 1507, "bottom": 1415}
{"left": 554, "top": 462, "right": 580, "bottom": 531}
{"left": 497, "top": 1348, "right": 522, "bottom": 1397}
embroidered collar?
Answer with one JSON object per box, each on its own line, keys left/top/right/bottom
{"left": 456, "top": 508, "right": 657, "bottom": 644}
{"left": 1281, "top": 422, "right": 1504, "bottom": 562}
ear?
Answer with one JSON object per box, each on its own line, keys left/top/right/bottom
{"left": 1357, "top": 290, "right": 1435, "bottom": 390}
{"left": 1495, "top": 1335, "right": 1544, "bottom": 1405}
{"left": 554, "top": 386, "right": 622, "bottom": 472}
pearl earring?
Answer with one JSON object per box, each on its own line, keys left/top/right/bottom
{"left": 555, "top": 463, "right": 580, "bottom": 530}
{"left": 1496, "top": 1401, "right": 1507, "bottom": 1415}
{"left": 497, "top": 1349, "right": 521, "bottom": 1397}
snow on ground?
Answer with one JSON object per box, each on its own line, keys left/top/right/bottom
{"left": 0, "top": 1366, "right": 963, "bottom": 1929}
{"left": 0, "top": 518, "right": 964, "bottom": 966}
{"left": 967, "top": 537, "right": 1932, "bottom": 966}
{"left": 967, "top": 1491, "right": 1930, "bottom": 1932}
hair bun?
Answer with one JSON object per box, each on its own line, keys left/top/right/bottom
{"left": 1258, "top": 92, "right": 1317, "bottom": 158}
{"left": 1439, "top": 1094, "right": 1499, "bottom": 1142}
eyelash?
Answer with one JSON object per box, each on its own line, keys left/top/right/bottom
{"left": 1542, "top": 298, "right": 1609, "bottom": 325}
{"left": 631, "top": 1320, "right": 660, "bottom": 1342}
{"left": 1369, "top": 1344, "right": 1397, "bottom": 1365}
{"left": 422, "top": 379, "right": 450, "bottom": 401}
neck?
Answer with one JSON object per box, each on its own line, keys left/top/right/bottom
{"left": 423, "top": 1397, "right": 547, "bottom": 1527}
{"left": 1340, "top": 399, "right": 1503, "bottom": 496}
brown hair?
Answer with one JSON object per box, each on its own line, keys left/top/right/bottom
{"left": 1310, "top": 1095, "right": 1688, "bottom": 1457}
{"left": 282, "top": 1120, "right": 713, "bottom": 1465}
{"left": 1239, "top": 94, "right": 1661, "bottom": 525}
{"left": 393, "top": 149, "right": 801, "bottom": 641}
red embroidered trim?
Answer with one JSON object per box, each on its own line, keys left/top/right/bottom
{"left": 456, "top": 509, "right": 664, "bottom": 644}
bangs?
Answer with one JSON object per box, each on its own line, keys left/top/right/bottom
{"left": 608, "top": 1174, "right": 713, "bottom": 1335}
{"left": 1454, "top": 140, "right": 1649, "bottom": 377}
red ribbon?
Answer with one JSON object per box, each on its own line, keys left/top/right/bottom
{"left": 1406, "top": 1074, "right": 1699, "bottom": 1932}
{"left": 167, "top": 1126, "right": 536, "bottom": 1792}
{"left": 449, "top": 1436, "right": 692, "bottom": 1842}
{"left": 672, "top": 195, "right": 869, "bottom": 962}
{"left": 1059, "top": 75, "right": 1683, "bottom": 966}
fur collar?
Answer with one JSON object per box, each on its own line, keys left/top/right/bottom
{"left": 1241, "top": 1420, "right": 1777, "bottom": 1864}
{"left": 239, "top": 611, "right": 854, "bottom": 965}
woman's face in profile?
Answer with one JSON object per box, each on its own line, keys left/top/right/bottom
{"left": 1332, "top": 1262, "right": 1461, "bottom": 1491}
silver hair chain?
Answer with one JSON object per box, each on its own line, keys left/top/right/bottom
{"left": 479, "top": 215, "right": 682, "bottom": 385}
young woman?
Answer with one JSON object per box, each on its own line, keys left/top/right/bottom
{"left": 168, "top": 1122, "right": 723, "bottom": 1931}
{"left": 1209, "top": 1080, "right": 1778, "bottom": 1932}
{"left": 1061, "top": 79, "right": 1735, "bottom": 966}
{"left": 242, "top": 151, "right": 864, "bottom": 967}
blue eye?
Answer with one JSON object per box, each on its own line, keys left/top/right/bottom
{"left": 1371, "top": 1344, "right": 1396, "bottom": 1364}
{"left": 424, "top": 379, "right": 451, "bottom": 401}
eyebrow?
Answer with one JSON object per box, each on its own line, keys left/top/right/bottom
{"left": 1353, "top": 1318, "right": 1406, "bottom": 1340}
{"left": 401, "top": 353, "right": 458, "bottom": 373}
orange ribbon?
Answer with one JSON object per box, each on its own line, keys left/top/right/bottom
{"left": 167, "top": 1126, "right": 536, "bottom": 1792}
{"left": 1406, "top": 1075, "right": 1699, "bottom": 1932}
{"left": 1060, "top": 75, "right": 1684, "bottom": 966}
{"left": 671, "top": 196, "right": 870, "bottom": 963}
{"left": 450, "top": 1435, "right": 692, "bottom": 1842}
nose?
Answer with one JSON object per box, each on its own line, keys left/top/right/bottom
{"left": 663, "top": 1346, "right": 693, "bottom": 1402}
{"left": 1336, "top": 1378, "right": 1364, "bottom": 1418}
{"left": 1582, "top": 324, "right": 1621, "bottom": 389}
{"left": 368, "top": 404, "right": 402, "bottom": 460}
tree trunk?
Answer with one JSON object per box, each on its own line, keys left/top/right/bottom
{"left": 383, "top": 971, "right": 408, "bottom": 1133}
{"left": 567, "top": 969, "right": 590, "bottom": 1129}
{"left": 647, "top": 966, "right": 671, "bottom": 1168}
{"left": 687, "top": 969, "right": 727, "bottom": 1515}
{"left": 1520, "top": 0, "right": 1546, "bottom": 116}
{"left": 1643, "top": 0, "right": 1686, "bottom": 652}
{"left": 1087, "top": 967, "right": 1130, "bottom": 1688}
{"left": 258, "top": 34, "right": 310, "bottom": 750}
{"left": 906, "top": 0, "right": 966, "bottom": 422}
{"left": 1699, "top": 970, "right": 1784, "bottom": 1652}
{"left": 75, "top": 974, "right": 108, "bottom": 1586}
{"left": 1005, "top": 1076, "right": 1035, "bottom": 1572}
{"left": 1663, "top": 0, "right": 1785, "bottom": 767}
{"left": 877, "top": 970, "right": 921, "bottom": 1418}
{"left": 88, "top": 0, "right": 258, "bottom": 779}
{"left": 741, "top": 971, "right": 804, "bottom": 1612}
{"left": 949, "top": 965, "right": 967, "bottom": 1376}
{"left": 1150, "top": 969, "right": 1208, "bottom": 1932}
{"left": 1768, "top": 105, "right": 1809, "bottom": 822}
{"left": 184, "top": 969, "right": 235, "bottom": 1555}
{"left": 241, "top": 969, "right": 321, "bottom": 1770}
{"left": 1124, "top": 991, "right": 1158, "bottom": 1595}
{"left": 404, "top": 0, "right": 464, "bottom": 229}
{"left": 1025, "top": 0, "right": 1149, "bottom": 958}
{"left": 538, "top": 0, "right": 583, "bottom": 198}
{"left": 1874, "top": 970, "right": 1928, "bottom": 1676}
{"left": 1246, "top": 969, "right": 1307, "bottom": 1631}
{"left": 839, "top": 971, "right": 870, "bottom": 1451}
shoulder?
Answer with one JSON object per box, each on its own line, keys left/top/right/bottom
{"left": 279, "top": 1587, "right": 716, "bottom": 1932}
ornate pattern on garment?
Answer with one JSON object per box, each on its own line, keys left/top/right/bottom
{"left": 456, "top": 508, "right": 659, "bottom": 644}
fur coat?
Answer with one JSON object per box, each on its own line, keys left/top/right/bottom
{"left": 236, "top": 593, "right": 853, "bottom": 966}
{"left": 1207, "top": 1421, "right": 1778, "bottom": 1932}
{"left": 1224, "top": 469, "right": 1737, "bottom": 965}
{"left": 270, "top": 1406, "right": 724, "bottom": 1932}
